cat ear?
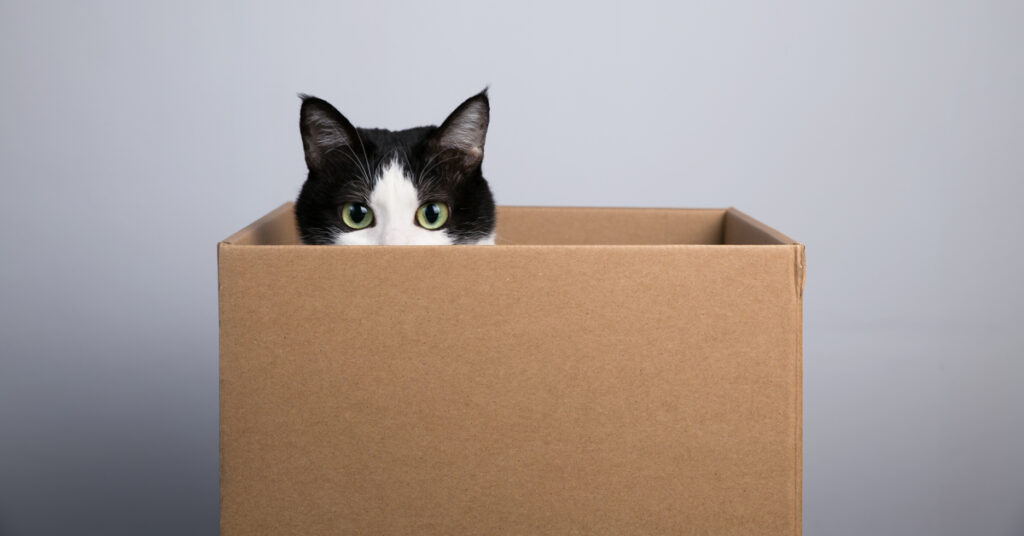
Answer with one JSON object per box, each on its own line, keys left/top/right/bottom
{"left": 431, "top": 89, "right": 490, "bottom": 167}
{"left": 299, "top": 95, "right": 360, "bottom": 171}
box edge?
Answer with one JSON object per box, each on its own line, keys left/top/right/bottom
{"left": 222, "top": 202, "right": 296, "bottom": 245}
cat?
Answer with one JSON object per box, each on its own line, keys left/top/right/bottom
{"left": 294, "top": 90, "right": 496, "bottom": 245}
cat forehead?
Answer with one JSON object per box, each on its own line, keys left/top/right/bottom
{"left": 358, "top": 126, "right": 437, "bottom": 151}
{"left": 370, "top": 160, "right": 418, "bottom": 206}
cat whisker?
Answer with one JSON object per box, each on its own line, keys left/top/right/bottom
{"left": 352, "top": 128, "right": 376, "bottom": 185}
{"left": 419, "top": 154, "right": 459, "bottom": 185}
{"left": 416, "top": 150, "right": 443, "bottom": 184}
{"left": 327, "top": 148, "right": 373, "bottom": 186}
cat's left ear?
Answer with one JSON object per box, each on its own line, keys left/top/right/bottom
{"left": 431, "top": 89, "right": 490, "bottom": 167}
{"left": 299, "top": 95, "right": 362, "bottom": 172}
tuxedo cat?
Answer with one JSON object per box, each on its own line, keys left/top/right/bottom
{"left": 295, "top": 90, "right": 496, "bottom": 245}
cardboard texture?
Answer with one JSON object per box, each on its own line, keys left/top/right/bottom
{"left": 219, "top": 204, "right": 804, "bottom": 535}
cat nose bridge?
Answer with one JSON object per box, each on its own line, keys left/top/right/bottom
{"left": 374, "top": 208, "right": 399, "bottom": 244}
{"left": 378, "top": 222, "right": 411, "bottom": 245}
{"left": 374, "top": 204, "right": 419, "bottom": 245}
{"left": 380, "top": 230, "right": 403, "bottom": 245}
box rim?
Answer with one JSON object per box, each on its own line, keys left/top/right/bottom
{"left": 222, "top": 202, "right": 801, "bottom": 246}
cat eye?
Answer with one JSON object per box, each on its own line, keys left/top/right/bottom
{"left": 416, "top": 202, "right": 449, "bottom": 230}
{"left": 340, "top": 202, "right": 374, "bottom": 229}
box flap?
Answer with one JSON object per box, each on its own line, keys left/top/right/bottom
{"left": 222, "top": 202, "right": 300, "bottom": 245}
{"left": 723, "top": 207, "right": 798, "bottom": 245}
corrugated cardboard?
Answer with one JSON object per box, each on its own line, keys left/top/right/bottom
{"left": 219, "top": 204, "right": 804, "bottom": 535}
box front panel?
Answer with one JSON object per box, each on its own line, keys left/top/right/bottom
{"left": 220, "top": 245, "right": 801, "bottom": 535}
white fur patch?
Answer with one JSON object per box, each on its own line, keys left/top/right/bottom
{"left": 334, "top": 160, "right": 455, "bottom": 246}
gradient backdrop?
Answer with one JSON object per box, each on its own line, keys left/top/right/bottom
{"left": 1, "top": 1, "right": 1022, "bottom": 534}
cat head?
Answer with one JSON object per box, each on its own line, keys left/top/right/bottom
{"left": 294, "top": 90, "right": 496, "bottom": 245}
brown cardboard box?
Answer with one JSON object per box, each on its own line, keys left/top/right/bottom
{"left": 218, "top": 203, "right": 805, "bottom": 535}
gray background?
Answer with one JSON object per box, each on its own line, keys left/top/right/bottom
{"left": 1, "top": 1, "right": 1022, "bottom": 534}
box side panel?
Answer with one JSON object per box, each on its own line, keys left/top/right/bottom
{"left": 219, "top": 245, "right": 802, "bottom": 535}
{"left": 495, "top": 206, "right": 726, "bottom": 245}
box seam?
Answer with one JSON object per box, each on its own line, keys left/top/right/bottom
{"left": 794, "top": 244, "right": 805, "bottom": 299}
{"left": 794, "top": 245, "right": 804, "bottom": 536}
{"left": 217, "top": 241, "right": 226, "bottom": 534}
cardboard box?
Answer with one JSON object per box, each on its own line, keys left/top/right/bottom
{"left": 218, "top": 203, "right": 805, "bottom": 535}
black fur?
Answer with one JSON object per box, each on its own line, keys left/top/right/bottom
{"left": 294, "top": 90, "right": 496, "bottom": 245}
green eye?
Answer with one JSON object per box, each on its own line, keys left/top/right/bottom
{"left": 341, "top": 202, "right": 374, "bottom": 229}
{"left": 416, "top": 202, "right": 449, "bottom": 230}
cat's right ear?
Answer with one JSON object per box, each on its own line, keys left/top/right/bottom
{"left": 299, "top": 95, "right": 360, "bottom": 171}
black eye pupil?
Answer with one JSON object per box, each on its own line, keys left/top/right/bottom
{"left": 348, "top": 204, "right": 366, "bottom": 223}
{"left": 424, "top": 204, "right": 440, "bottom": 223}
